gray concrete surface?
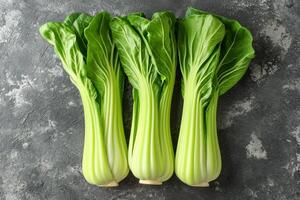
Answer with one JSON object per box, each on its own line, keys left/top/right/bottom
{"left": 0, "top": 0, "right": 299, "bottom": 199}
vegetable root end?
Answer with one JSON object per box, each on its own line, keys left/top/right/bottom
{"left": 98, "top": 181, "right": 119, "bottom": 187}
{"left": 190, "top": 182, "right": 209, "bottom": 187}
{"left": 139, "top": 180, "right": 162, "bottom": 185}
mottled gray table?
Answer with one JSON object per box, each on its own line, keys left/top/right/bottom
{"left": 0, "top": 0, "right": 299, "bottom": 199}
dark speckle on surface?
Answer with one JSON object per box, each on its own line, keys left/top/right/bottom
{"left": 0, "top": 0, "right": 299, "bottom": 199}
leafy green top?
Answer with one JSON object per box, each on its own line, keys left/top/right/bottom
{"left": 178, "top": 13, "right": 225, "bottom": 102}
{"left": 110, "top": 11, "right": 176, "bottom": 94}
{"left": 84, "top": 12, "right": 123, "bottom": 97}
{"left": 180, "top": 7, "right": 255, "bottom": 98}
{"left": 39, "top": 13, "right": 97, "bottom": 99}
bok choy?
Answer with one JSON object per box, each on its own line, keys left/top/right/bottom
{"left": 39, "top": 12, "right": 128, "bottom": 187}
{"left": 175, "top": 7, "right": 255, "bottom": 187}
{"left": 110, "top": 11, "right": 176, "bottom": 185}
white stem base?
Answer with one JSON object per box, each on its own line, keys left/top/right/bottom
{"left": 190, "top": 182, "right": 209, "bottom": 187}
{"left": 139, "top": 180, "right": 162, "bottom": 185}
{"left": 98, "top": 181, "right": 119, "bottom": 187}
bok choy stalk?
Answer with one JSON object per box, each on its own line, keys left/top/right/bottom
{"left": 39, "top": 12, "right": 128, "bottom": 187}
{"left": 175, "top": 7, "right": 255, "bottom": 187}
{"left": 110, "top": 12, "right": 176, "bottom": 185}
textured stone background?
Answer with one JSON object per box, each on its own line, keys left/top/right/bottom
{"left": 0, "top": 0, "right": 299, "bottom": 199}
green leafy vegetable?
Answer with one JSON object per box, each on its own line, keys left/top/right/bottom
{"left": 110, "top": 11, "right": 176, "bottom": 185}
{"left": 39, "top": 12, "right": 128, "bottom": 187}
{"left": 175, "top": 7, "right": 255, "bottom": 187}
